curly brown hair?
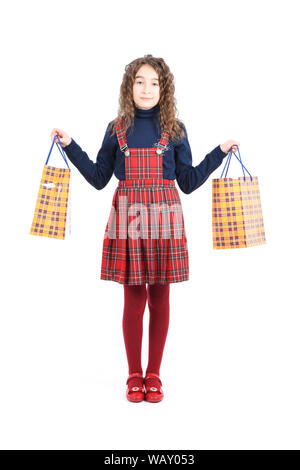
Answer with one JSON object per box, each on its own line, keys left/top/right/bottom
{"left": 107, "top": 54, "right": 186, "bottom": 143}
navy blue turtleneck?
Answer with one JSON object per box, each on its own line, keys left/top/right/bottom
{"left": 62, "top": 103, "right": 228, "bottom": 194}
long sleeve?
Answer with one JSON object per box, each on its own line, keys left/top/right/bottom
{"left": 62, "top": 122, "right": 118, "bottom": 190}
{"left": 174, "top": 125, "right": 228, "bottom": 194}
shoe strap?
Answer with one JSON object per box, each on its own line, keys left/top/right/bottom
{"left": 144, "top": 374, "right": 162, "bottom": 391}
{"left": 144, "top": 373, "right": 162, "bottom": 385}
{"left": 126, "top": 372, "right": 143, "bottom": 385}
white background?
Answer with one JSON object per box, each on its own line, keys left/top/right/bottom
{"left": 1, "top": 0, "right": 299, "bottom": 450}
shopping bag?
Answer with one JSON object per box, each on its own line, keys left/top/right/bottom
{"left": 30, "top": 135, "right": 71, "bottom": 240}
{"left": 212, "top": 146, "right": 266, "bottom": 249}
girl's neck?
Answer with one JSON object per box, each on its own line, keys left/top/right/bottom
{"left": 134, "top": 102, "right": 160, "bottom": 119}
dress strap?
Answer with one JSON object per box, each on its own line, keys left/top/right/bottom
{"left": 115, "top": 118, "right": 128, "bottom": 152}
{"left": 115, "top": 117, "right": 170, "bottom": 152}
{"left": 156, "top": 129, "right": 170, "bottom": 150}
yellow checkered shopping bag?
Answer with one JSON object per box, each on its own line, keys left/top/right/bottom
{"left": 30, "top": 135, "right": 71, "bottom": 240}
{"left": 212, "top": 146, "right": 266, "bottom": 249}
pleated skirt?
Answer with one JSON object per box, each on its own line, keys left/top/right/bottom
{"left": 100, "top": 178, "right": 189, "bottom": 285}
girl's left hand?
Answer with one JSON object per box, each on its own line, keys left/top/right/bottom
{"left": 220, "top": 140, "right": 240, "bottom": 154}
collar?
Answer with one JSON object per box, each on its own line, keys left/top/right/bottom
{"left": 134, "top": 102, "right": 160, "bottom": 119}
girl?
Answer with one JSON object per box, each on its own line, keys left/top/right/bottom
{"left": 51, "top": 54, "right": 239, "bottom": 404}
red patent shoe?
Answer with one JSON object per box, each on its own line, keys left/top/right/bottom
{"left": 126, "top": 372, "right": 145, "bottom": 402}
{"left": 144, "top": 372, "right": 164, "bottom": 403}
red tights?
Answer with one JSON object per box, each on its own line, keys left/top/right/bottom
{"left": 122, "top": 283, "right": 170, "bottom": 377}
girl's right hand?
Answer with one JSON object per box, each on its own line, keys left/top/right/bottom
{"left": 50, "top": 128, "right": 72, "bottom": 148}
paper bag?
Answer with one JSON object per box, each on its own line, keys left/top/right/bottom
{"left": 30, "top": 136, "right": 71, "bottom": 240}
{"left": 212, "top": 147, "right": 266, "bottom": 249}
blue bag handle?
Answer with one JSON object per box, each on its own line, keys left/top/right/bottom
{"left": 45, "top": 135, "right": 70, "bottom": 169}
{"left": 220, "top": 145, "right": 252, "bottom": 182}
{"left": 221, "top": 148, "right": 246, "bottom": 178}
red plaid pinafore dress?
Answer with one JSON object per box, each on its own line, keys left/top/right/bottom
{"left": 100, "top": 118, "right": 189, "bottom": 285}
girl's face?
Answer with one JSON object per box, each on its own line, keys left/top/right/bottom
{"left": 133, "top": 64, "right": 160, "bottom": 110}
